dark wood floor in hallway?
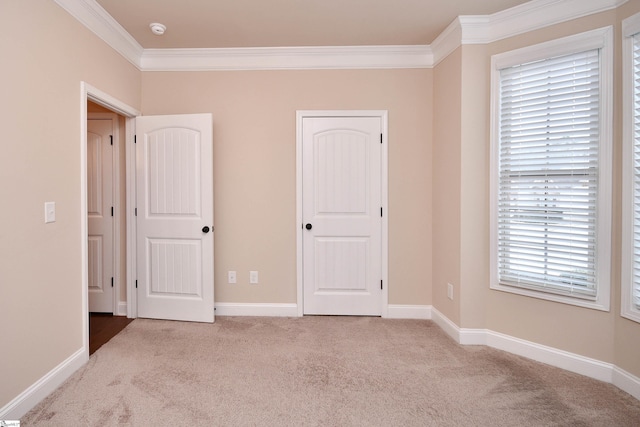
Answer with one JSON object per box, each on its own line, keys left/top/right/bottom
{"left": 89, "top": 313, "right": 133, "bottom": 355}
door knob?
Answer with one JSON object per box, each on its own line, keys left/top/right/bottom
{"left": 305, "top": 223, "right": 312, "bottom": 230}
{"left": 202, "top": 226, "right": 210, "bottom": 233}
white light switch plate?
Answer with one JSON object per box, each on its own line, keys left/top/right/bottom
{"left": 45, "top": 202, "right": 56, "bottom": 223}
{"left": 228, "top": 271, "right": 237, "bottom": 284}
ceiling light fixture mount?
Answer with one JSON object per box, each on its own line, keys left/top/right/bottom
{"left": 149, "top": 23, "right": 166, "bottom": 36}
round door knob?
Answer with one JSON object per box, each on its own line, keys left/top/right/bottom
{"left": 305, "top": 223, "right": 312, "bottom": 230}
{"left": 202, "top": 226, "right": 210, "bottom": 233}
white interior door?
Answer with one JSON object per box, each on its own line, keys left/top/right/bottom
{"left": 136, "top": 114, "right": 214, "bottom": 323}
{"left": 302, "top": 116, "right": 383, "bottom": 315}
{"left": 87, "top": 119, "right": 114, "bottom": 313}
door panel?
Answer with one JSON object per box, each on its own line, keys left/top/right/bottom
{"left": 302, "top": 117, "right": 382, "bottom": 315}
{"left": 136, "top": 114, "right": 214, "bottom": 323}
{"left": 87, "top": 119, "right": 114, "bottom": 313}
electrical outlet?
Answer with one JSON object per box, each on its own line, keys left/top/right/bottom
{"left": 228, "top": 271, "right": 237, "bottom": 284}
{"left": 447, "top": 283, "right": 454, "bottom": 300}
{"left": 250, "top": 271, "right": 259, "bottom": 284}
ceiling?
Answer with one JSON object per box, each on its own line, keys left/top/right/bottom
{"left": 95, "top": 0, "right": 531, "bottom": 49}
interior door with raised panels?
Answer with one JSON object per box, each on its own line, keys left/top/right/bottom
{"left": 302, "top": 116, "right": 383, "bottom": 315}
{"left": 87, "top": 118, "right": 114, "bottom": 313}
{"left": 135, "top": 113, "right": 214, "bottom": 323}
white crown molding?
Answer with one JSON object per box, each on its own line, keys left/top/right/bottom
{"left": 458, "top": 15, "right": 492, "bottom": 44}
{"left": 622, "top": 10, "right": 640, "bottom": 37}
{"left": 482, "top": 0, "right": 628, "bottom": 44}
{"left": 52, "top": 0, "right": 143, "bottom": 68}
{"left": 430, "top": 0, "right": 627, "bottom": 66}
{"left": 431, "top": 18, "right": 464, "bottom": 66}
{"left": 140, "top": 45, "right": 433, "bottom": 71}
{"left": 56, "top": 0, "right": 627, "bottom": 71}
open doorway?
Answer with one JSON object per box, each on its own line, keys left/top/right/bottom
{"left": 81, "top": 82, "right": 140, "bottom": 358}
{"left": 87, "top": 101, "right": 132, "bottom": 353}
{"left": 81, "top": 83, "right": 215, "bottom": 357}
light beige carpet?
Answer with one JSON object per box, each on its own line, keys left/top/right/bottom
{"left": 23, "top": 316, "right": 640, "bottom": 426}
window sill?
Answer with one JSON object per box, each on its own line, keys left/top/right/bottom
{"left": 490, "top": 282, "right": 610, "bottom": 312}
{"left": 621, "top": 307, "right": 640, "bottom": 324}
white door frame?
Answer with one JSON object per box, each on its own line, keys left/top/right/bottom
{"left": 296, "top": 110, "right": 389, "bottom": 317}
{"left": 81, "top": 82, "right": 140, "bottom": 358}
{"left": 87, "top": 112, "right": 119, "bottom": 314}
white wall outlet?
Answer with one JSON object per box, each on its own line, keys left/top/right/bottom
{"left": 250, "top": 271, "right": 259, "bottom": 284}
{"left": 44, "top": 202, "right": 56, "bottom": 223}
{"left": 228, "top": 271, "right": 237, "bottom": 284}
{"left": 447, "top": 283, "right": 454, "bottom": 300}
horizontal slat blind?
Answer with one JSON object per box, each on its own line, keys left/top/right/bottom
{"left": 633, "top": 33, "right": 640, "bottom": 309}
{"left": 497, "top": 49, "right": 600, "bottom": 299}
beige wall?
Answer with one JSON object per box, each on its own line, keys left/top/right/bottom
{"left": 482, "top": 9, "right": 619, "bottom": 363}
{"left": 459, "top": 44, "right": 491, "bottom": 328}
{"left": 432, "top": 49, "right": 462, "bottom": 323}
{"left": 141, "top": 69, "right": 433, "bottom": 306}
{"left": 614, "top": 0, "right": 640, "bottom": 381}
{"left": 0, "top": 1, "right": 141, "bottom": 408}
{"left": 4, "top": 0, "right": 640, "bottom": 415}
{"left": 438, "top": 4, "right": 640, "bottom": 376}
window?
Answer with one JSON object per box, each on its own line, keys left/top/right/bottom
{"left": 490, "top": 27, "right": 612, "bottom": 310}
{"left": 622, "top": 13, "right": 640, "bottom": 323}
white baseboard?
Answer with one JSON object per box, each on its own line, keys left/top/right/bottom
{"left": 613, "top": 366, "right": 640, "bottom": 401}
{"left": 386, "top": 304, "right": 432, "bottom": 319}
{"left": 0, "top": 348, "right": 87, "bottom": 420}
{"left": 116, "top": 301, "right": 127, "bottom": 317}
{"left": 5, "top": 304, "right": 638, "bottom": 421}
{"left": 483, "top": 329, "right": 614, "bottom": 382}
{"left": 430, "top": 306, "right": 462, "bottom": 340}
{"left": 214, "top": 302, "right": 298, "bottom": 317}
{"left": 214, "top": 303, "right": 433, "bottom": 319}
{"left": 430, "top": 308, "right": 640, "bottom": 399}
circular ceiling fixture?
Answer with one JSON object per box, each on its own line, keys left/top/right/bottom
{"left": 149, "top": 23, "right": 166, "bottom": 36}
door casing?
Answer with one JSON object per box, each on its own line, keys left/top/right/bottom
{"left": 81, "top": 82, "right": 140, "bottom": 359}
{"left": 296, "top": 110, "right": 389, "bottom": 317}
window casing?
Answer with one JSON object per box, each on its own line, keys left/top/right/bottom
{"left": 490, "top": 27, "right": 612, "bottom": 311}
{"left": 622, "top": 13, "right": 640, "bottom": 323}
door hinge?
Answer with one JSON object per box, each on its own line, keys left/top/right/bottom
{"left": 111, "top": 277, "right": 114, "bottom": 288}
{"left": 135, "top": 280, "right": 138, "bottom": 289}
{"left": 381, "top": 280, "right": 383, "bottom": 290}
{"left": 134, "top": 135, "right": 137, "bottom": 144}
{"left": 380, "top": 133, "right": 383, "bottom": 144}
{"left": 135, "top": 208, "right": 137, "bottom": 216}
{"left": 111, "top": 206, "right": 114, "bottom": 217}
{"left": 381, "top": 207, "right": 383, "bottom": 217}
{"left": 109, "top": 135, "right": 113, "bottom": 146}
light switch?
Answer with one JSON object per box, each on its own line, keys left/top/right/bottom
{"left": 250, "top": 271, "right": 259, "bottom": 284}
{"left": 45, "top": 202, "right": 56, "bottom": 223}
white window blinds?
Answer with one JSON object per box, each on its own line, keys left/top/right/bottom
{"left": 497, "top": 49, "right": 601, "bottom": 299}
{"left": 632, "top": 33, "right": 640, "bottom": 309}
